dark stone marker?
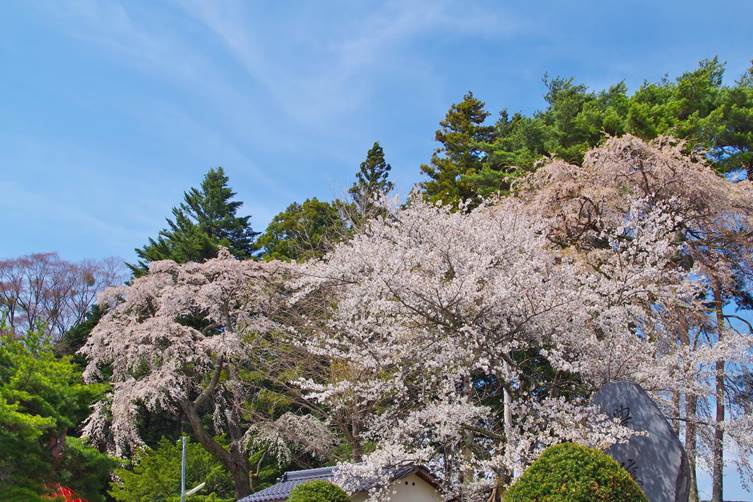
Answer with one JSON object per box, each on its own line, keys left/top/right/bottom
{"left": 592, "top": 381, "right": 690, "bottom": 502}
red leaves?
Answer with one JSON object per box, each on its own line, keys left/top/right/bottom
{"left": 44, "top": 484, "right": 87, "bottom": 502}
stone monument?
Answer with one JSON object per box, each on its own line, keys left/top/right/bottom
{"left": 592, "top": 381, "right": 690, "bottom": 502}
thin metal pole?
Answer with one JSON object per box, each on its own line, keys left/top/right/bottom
{"left": 181, "top": 436, "right": 187, "bottom": 502}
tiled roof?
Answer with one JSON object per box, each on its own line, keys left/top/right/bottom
{"left": 237, "top": 464, "right": 439, "bottom": 502}
{"left": 237, "top": 467, "right": 336, "bottom": 502}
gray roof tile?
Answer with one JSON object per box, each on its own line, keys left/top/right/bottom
{"left": 237, "top": 464, "right": 440, "bottom": 502}
{"left": 238, "top": 467, "right": 336, "bottom": 502}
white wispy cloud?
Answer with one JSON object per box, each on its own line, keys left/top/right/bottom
{"left": 177, "top": 0, "right": 530, "bottom": 126}
{"left": 26, "top": 0, "right": 301, "bottom": 188}
{"left": 25, "top": 0, "right": 533, "bottom": 160}
{"left": 7, "top": 0, "right": 535, "bottom": 258}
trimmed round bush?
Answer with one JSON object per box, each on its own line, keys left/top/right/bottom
{"left": 287, "top": 480, "right": 350, "bottom": 502}
{"left": 504, "top": 443, "right": 647, "bottom": 502}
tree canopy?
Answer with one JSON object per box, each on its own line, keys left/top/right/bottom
{"left": 7, "top": 56, "right": 753, "bottom": 502}
{"left": 109, "top": 437, "right": 235, "bottom": 502}
{"left": 421, "top": 58, "right": 753, "bottom": 208}
{"left": 257, "top": 141, "right": 395, "bottom": 262}
{"left": 0, "top": 253, "right": 122, "bottom": 339}
{"left": 129, "top": 167, "right": 258, "bottom": 276}
{"left": 257, "top": 198, "right": 347, "bottom": 262}
{"left": 81, "top": 250, "right": 334, "bottom": 498}
{"left": 0, "top": 326, "right": 109, "bottom": 500}
{"left": 295, "top": 136, "right": 753, "bottom": 499}
{"left": 420, "top": 91, "right": 495, "bottom": 207}
{"left": 349, "top": 141, "right": 394, "bottom": 218}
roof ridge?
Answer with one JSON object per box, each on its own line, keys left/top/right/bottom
{"left": 285, "top": 466, "right": 336, "bottom": 475}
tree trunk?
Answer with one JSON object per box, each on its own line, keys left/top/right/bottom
{"left": 671, "top": 390, "right": 681, "bottom": 435}
{"left": 176, "top": 354, "right": 252, "bottom": 497}
{"left": 228, "top": 449, "right": 252, "bottom": 500}
{"left": 711, "top": 283, "right": 725, "bottom": 502}
{"left": 686, "top": 393, "right": 699, "bottom": 502}
{"left": 225, "top": 364, "right": 253, "bottom": 499}
{"left": 179, "top": 399, "right": 252, "bottom": 498}
{"left": 503, "top": 377, "right": 514, "bottom": 478}
{"left": 712, "top": 358, "right": 725, "bottom": 502}
{"left": 679, "top": 318, "right": 699, "bottom": 502}
{"left": 460, "top": 375, "right": 475, "bottom": 484}
{"left": 351, "top": 414, "right": 363, "bottom": 462}
{"left": 337, "top": 412, "right": 363, "bottom": 463}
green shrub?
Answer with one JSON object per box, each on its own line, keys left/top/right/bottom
{"left": 109, "top": 437, "right": 234, "bottom": 502}
{"left": 58, "top": 436, "right": 120, "bottom": 502}
{"left": 504, "top": 442, "right": 647, "bottom": 502}
{"left": 287, "top": 480, "right": 350, "bottom": 502}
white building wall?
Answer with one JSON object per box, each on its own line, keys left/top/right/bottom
{"left": 351, "top": 473, "right": 443, "bottom": 502}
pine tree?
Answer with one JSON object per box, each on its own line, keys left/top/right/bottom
{"left": 712, "top": 61, "right": 753, "bottom": 180}
{"left": 257, "top": 144, "right": 394, "bottom": 262}
{"left": 128, "top": 167, "right": 258, "bottom": 276}
{"left": 432, "top": 58, "right": 753, "bottom": 211}
{"left": 420, "top": 92, "right": 495, "bottom": 208}
{"left": 349, "top": 142, "right": 394, "bottom": 217}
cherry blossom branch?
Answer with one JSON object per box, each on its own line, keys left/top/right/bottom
{"left": 195, "top": 353, "right": 225, "bottom": 410}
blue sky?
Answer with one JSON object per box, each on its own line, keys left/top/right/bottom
{"left": 3, "top": 0, "right": 753, "bottom": 265}
{"left": 2, "top": 1, "right": 753, "bottom": 497}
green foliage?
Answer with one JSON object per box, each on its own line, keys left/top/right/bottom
{"left": 420, "top": 91, "right": 495, "bottom": 208}
{"left": 58, "top": 436, "right": 120, "bottom": 502}
{"left": 0, "top": 326, "right": 107, "bottom": 498}
{"left": 246, "top": 447, "right": 286, "bottom": 493}
{"left": 504, "top": 443, "right": 647, "bottom": 502}
{"left": 0, "top": 394, "right": 51, "bottom": 499}
{"left": 258, "top": 142, "right": 396, "bottom": 261}
{"left": 709, "top": 63, "right": 753, "bottom": 179}
{"left": 0, "top": 486, "right": 47, "bottom": 502}
{"left": 129, "top": 167, "right": 259, "bottom": 276}
{"left": 109, "top": 437, "right": 235, "bottom": 502}
{"left": 349, "top": 141, "right": 394, "bottom": 217}
{"left": 257, "top": 198, "right": 347, "bottom": 262}
{"left": 55, "top": 304, "right": 105, "bottom": 369}
{"left": 423, "top": 58, "right": 753, "bottom": 208}
{"left": 287, "top": 480, "right": 350, "bottom": 502}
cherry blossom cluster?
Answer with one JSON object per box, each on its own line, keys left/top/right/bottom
{"left": 293, "top": 192, "right": 680, "bottom": 498}
{"left": 79, "top": 248, "right": 332, "bottom": 473}
{"left": 79, "top": 136, "right": 753, "bottom": 500}
{"left": 295, "top": 136, "right": 753, "bottom": 499}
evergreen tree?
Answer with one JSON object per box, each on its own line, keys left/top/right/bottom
{"left": 426, "top": 58, "right": 753, "bottom": 209}
{"left": 420, "top": 92, "right": 495, "bottom": 208}
{"left": 128, "top": 168, "right": 258, "bottom": 276}
{"left": 349, "top": 142, "right": 394, "bottom": 217}
{"left": 109, "top": 437, "right": 237, "bottom": 502}
{"left": 257, "top": 198, "right": 346, "bottom": 262}
{"left": 258, "top": 145, "right": 395, "bottom": 262}
{"left": 54, "top": 305, "right": 105, "bottom": 369}
{"left": 484, "top": 77, "right": 630, "bottom": 190}
{"left": 710, "top": 61, "right": 753, "bottom": 180}
{"left": 0, "top": 326, "right": 109, "bottom": 500}
{"left": 541, "top": 76, "right": 630, "bottom": 163}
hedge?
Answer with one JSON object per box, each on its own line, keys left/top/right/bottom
{"left": 287, "top": 480, "right": 350, "bottom": 502}
{"left": 504, "top": 442, "right": 647, "bottom": 502}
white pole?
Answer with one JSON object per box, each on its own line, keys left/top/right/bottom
{"left": 181, "top": 436, "right": 187, "bottom": 502}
